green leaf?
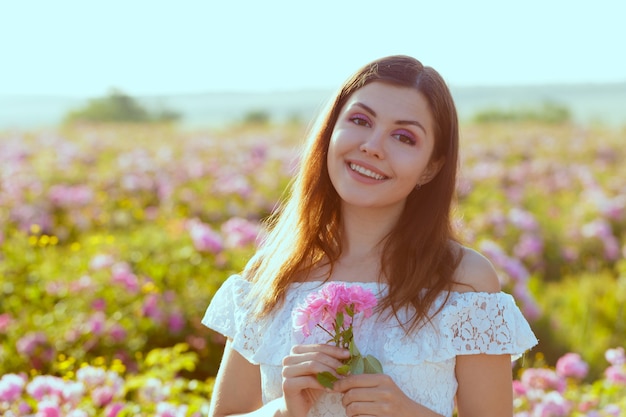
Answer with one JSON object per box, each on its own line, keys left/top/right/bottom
{"left": 349, "top": 340, "right": 361, "bottom": 357}
{"left": 350, "top": 356, "right": 364, "bottom": 375}
{"left": 336, "top": 312, "right": 344, "bottom": 328}
{"left": 363, "top": 355, "right": 384, "bottom": 374}
{"left": 316, "top": 371, "right": 338, "bottom": 389}
{"left": 336, "top": 364, "right": 351, "bottom": 375}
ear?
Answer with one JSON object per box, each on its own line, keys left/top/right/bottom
{"left": 419, "top": 158, "right": 445, "bottom": 185}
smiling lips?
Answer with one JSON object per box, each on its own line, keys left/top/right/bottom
{"left": 348, "top": 162, "right": 388, "bottom": 181}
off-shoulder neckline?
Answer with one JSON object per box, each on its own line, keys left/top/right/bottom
{"left": 230, "top": 276, "right": 504, "bottom": 297}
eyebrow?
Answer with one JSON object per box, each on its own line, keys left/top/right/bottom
{"left": 354, "top": 102, "right": 427, "bottom": 135}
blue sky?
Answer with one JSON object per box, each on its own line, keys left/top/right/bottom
{"left": 1, "top": 0, "right": 625, "bottom": 96}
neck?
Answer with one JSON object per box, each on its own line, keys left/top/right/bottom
{"left": 339, "top": 203, "right": 403, "bottom": 261}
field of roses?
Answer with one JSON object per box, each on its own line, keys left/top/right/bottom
{"left": 0, "top": 120, "right": 625, "bottom": 416}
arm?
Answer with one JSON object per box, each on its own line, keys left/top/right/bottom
{"left": 209, "top": 340, "right": 349, "bottom": 417}
{"left": 453, "top": 245, "right": 514, "bottom": 416}
{"left": 209, "top": 338, "right": 268, "bottom": 417}
{"left": 455, "top": 354, "right": 513, "bottom": 417}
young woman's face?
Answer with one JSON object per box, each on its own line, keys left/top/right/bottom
{"left": 327, "top": 81, "right": 439, "bottom": 213}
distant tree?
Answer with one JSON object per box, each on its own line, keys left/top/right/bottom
{"left": 473, "top": 101, "right": 571, "bottom": 124}
{"left": 242, "top": 109, "right": 271, "bottom": 125}
{"left": 64, "top": 89, "right": 181, "bottom": 124}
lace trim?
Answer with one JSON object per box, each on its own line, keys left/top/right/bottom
{"left": 201, "top": 275, "right": 538, "bottom": 365}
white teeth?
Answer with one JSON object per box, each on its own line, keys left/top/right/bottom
{"left": 349, "top": 163, "right": 386, "bottom": 180}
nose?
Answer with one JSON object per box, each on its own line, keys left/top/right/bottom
{"left": 359, "top": 131, "right": 385, "bottom": 159}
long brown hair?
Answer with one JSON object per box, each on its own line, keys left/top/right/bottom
{"left": 244, "top": 55, "right": 461, "bottom": 330}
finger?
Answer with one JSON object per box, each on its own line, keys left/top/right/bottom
{"left": 291, "top": 343, "right": 351, "bottom": 359}
{"left": 283, "top": 345, "right": 350, "bottom": 373}
{"left": 333, "top": 373, "right": 391, "bottom": 392}
{"left": 282, "top": 374, "right": 326, "bottom": 394}
{"left": 282, "top": 353, "right": 345, "bottom": 378}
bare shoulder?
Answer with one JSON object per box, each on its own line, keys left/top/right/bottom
{"left": 451, "top": 245, "right": 501, "bottom": 293}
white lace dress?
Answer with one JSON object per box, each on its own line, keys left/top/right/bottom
{"left": 202, "top": 275, "right": 538, "bottom": 417}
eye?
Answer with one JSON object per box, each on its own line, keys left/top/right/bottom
{"left": 392, "top": 129, "right": 416, "bottom": 145}
{"left": 349, "top": 113, "right": 371, "bottom": 127}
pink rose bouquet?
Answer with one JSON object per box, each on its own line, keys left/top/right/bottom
{"left": 293, "top": 282, "right": 383, "bottom": 388}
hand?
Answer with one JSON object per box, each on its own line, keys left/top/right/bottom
{"left": 281, "top": 344, "right": 350, "bottom": 417}
{"left": 333, "top": 373, "right": 424, "bottom": 417}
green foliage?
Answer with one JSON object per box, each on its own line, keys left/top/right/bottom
{"left": 530, "top": 266, "right": 626, "bottom": 380}
{"left": 242, "top": 109, "right": 271, "bottom": 125}
{"left": 473, "top": 101, "right": 571, "bottom": 124}
{"left": 64, "top": 88, "right": 181, "bottom": 124}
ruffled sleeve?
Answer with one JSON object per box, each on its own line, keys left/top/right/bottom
{"left": 201, "top": 274, "right": 264, "bottom": 364}
{"left": 375, "top": 291, "right": 538, "bottom": 365}
{"left": 438, "top": 292, "right": 538, "bottom": 359}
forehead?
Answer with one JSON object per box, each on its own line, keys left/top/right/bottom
{"left": 342, "top": 82, "right": 433, "bottom": 128}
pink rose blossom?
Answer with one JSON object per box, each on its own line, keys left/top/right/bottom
{"left": 293, "top": 282, "right": 378, "bottom": 339}
{"left": 187, "top": 219, "right": 223, "bottom": 254}
{"left": 92, "top": 385, "right": 115, "bottom": 407}
{"left": 0, "top": 373, "right": 26, "bottom": 402}
{"left": 156, "top": 402, "right": 189, "bottom": 417}
{"left": 221, "top": 217, "right": 263, "bottom": 248}
{"left": 533, "top": 391, "right": 571, "bottom": 417}
{"left": 36, "top": 399, "right": 61, "bottom": 417}
{"left": 89, "top": 254, "right": 115, "bottom": 270}
{"left": 520, "top": 368, "right": 565, "bottom": 393}
{"left": 0, "top": 313, "right": 13, "bottom": 332}
{"left": 105, "top": 402, "right": 125, "bottom": 417}
{"left": 556, "top": 352, "right": 589, "bottom": 380}
{"left": 111, "top": 262, "right": 140, "bottom": 293}
{"left": 605, "top": 365, "right": 626, "bottom": 385}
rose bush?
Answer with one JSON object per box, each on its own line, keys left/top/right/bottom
{"left": 0, "top": 121, "right": 624, "bottom": 415}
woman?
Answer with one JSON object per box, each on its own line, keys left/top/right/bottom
{"left": 202, "top": 55, "right": 537, "bottom": 417}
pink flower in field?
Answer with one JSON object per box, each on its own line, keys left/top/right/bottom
{"left": 36, "top": 399, "right": 61, "bottom": 417}
{"left": 213, "top": 173, "right": 252, "bottom": 198}
{"left": 168, "top": 311, "right": 186, "bottom": 334}
{"left": 61, "top": 381, "right": 85, "bottom": 405}
{"left": 142, "top": 293, "right": 163, "bottom": 323}
{"left": 0, "top": 313, "right": 13, "bottom": 332}
{"left": 520, "top": 368, "right": 565, "bottom": 393}
{"left": 0, "top": 373, "right": 26, "bottom": 402}
{"left": 139, "top": 378, "right": 167, "bottom": 403}
{"left": 92, "top": 298, "right": 106, "bottom": 311}
{"left": 508, "top": 208, "right": 538, "bottom": 232}
{"left": 105, "top": 402, "right": 125, "bottom": 417}
{"left": 88, "top": 311, "right": 106, "bottom": 335}
{"left": 156, "top": 402, "right": 189, "bottom": 417}
{"left": 109, "top": 323, "right": 127, "bottom": 343}
{"left": 111, "top": 262, "right": 140, "bottom": 293}
{"left": 76, "top": 366, "right": 107, "bottom": 388}
{"left": 48, "top": 184, "right": 94, "bottom": 207}
{"left": 221, "top": 217, "right": 263, "bottom": 248}
{"left": 605, "top": 365, "right": 626, "bottom": 385}
{"left": 92, "top": 385, "right": 115, "bottom": 407}
{"left": 605, "top": 347, "right": 625, "bottom": 365}
{"left": 187, "top": 219, "right": 223, "bottom": 254}
{"left": 90, "top": 254, "right": 115, "bottom": 270}
{"left": 511, "top": 380, "right": 527, "bottom": 396}
{"left": 605, "top": 404, "right": 623, "bottom": 417}
{"left": 16, "top": 332, "right": 48, "bottom": 357}
{"left": 555, "top": 352, "right": 589, "bottom": 380}
{"left": 581, "top": 219, "right": 620, "bottom": 260}
{"left": 19, "top": 401, "right": 33, "bottom": 414}
{"left": 26, "top": 375, "right": 65, "bottom": 401}
{"left": 533, "top": 391, "right": 572, "bottom": 417}
{"left": 513, "top": 233, "right": 544, "bottom": 260}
